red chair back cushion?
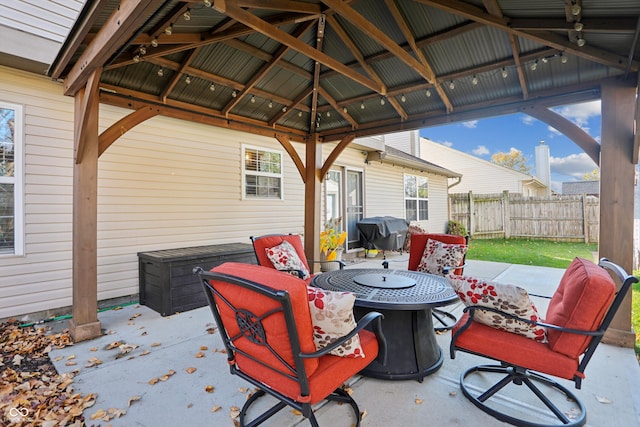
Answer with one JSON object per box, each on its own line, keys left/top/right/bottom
{"left": 208, "top": 263, "right": 319, "bottom": 384}
{"left": 545, "top": 257, "right": 616, "bottom": 358}
{"left": 408, "top": 233, "right": 467, "bottom": 273}
{"left": 252, "top": 234, "right": 311, "bottom": 272}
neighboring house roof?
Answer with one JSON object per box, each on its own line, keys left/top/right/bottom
{"left": 562, "top": 180, "right": 600, "bottom": 195}
{"left": 420, "top": 137, "right": 547, "bottom": 192}
{"left": 367, "top": 145, "right": 462, "bottom": 179}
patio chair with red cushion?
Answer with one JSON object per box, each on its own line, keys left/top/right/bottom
{"left": 194, "top": 262, "right": 386, "bottom": 427}
{"left": 449, "top": 257, "right": 637, "bottom": 427}
{"left": 250, "top": 234, "right": 345, "bottom": 281}
{"left": 384, "top": 232, "right": 468, "bottom": 331}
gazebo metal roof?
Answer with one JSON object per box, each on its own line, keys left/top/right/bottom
{"left": 49, "top": 0, "right": 640, "bottom": 145}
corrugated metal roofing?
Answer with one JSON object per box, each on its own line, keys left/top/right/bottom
{"left": 50, "top": 0, "right": 640, "bottom": 143}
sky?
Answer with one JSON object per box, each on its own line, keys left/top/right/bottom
{"left": 418, "top": 100, "right": 602, "bottom": 193}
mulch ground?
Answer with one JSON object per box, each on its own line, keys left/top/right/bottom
{"left": 0, "top": 320, "right": 96, "bottom": 426}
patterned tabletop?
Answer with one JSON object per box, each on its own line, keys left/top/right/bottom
{"left": 311, "top": 268, "right": 459, "bottom": 310}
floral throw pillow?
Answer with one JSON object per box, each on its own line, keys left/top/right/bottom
{"left": 265, "top": 241, "right": 310, "bottom": 280}
{"left": 417, "top": 239, "right": 467, "bottom": 276}
{"left": 447, "top": 275, "right": 546, "bottom": 342}
{"left": 306, "top": 286, "right": 364, "bottom": 358}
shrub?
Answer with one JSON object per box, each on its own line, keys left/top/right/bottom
{"left": 447, "top": 220, "right": 467, "bottom": 237}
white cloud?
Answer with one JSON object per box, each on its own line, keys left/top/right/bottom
{"left": 441, "top": 140, "right": 454, "bottom": 147}
{"left": 521, "top": 115, "right": 536, "bottom": 126}
{"left": 549, "top": 153, "right": 598, "bottom": 180}
{"left": 548, "top": 125, "right": 561, "bottom": 136}
{"left": 550, "top": 100, "right": 600, "bottom": 135}
{"left": 462, "top": 120, "right": 478, "bottom": 129}
{"left": 472, "top": 145, "right": 490, "bottom": 156}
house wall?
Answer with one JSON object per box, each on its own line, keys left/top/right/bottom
{"left": 0, "top": 66, "right": 450, "bottom": 320}
{"left": 420, "top": 137, "right": 544, "bottom": 195}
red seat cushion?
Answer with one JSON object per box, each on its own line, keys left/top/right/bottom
{"left": 545, "top": 257, "right": 616, "bottom": 358}
{"left": 453, "top": 313, "right": 580, "bottom": 380}
{"left": 408, "top": 233, "right": 467, "bottom": 273}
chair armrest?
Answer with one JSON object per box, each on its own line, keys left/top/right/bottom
{"left": 309, "top": 259, "right": 345, "bottom": 269}
{"left": 300, "top": 312, "right": 387, "bottom": 365}
{"left": 274, "top": 268, "right": 307, "bottom": 279}
{"left": 459, "top": 305, "right": 604, "bottom": 337}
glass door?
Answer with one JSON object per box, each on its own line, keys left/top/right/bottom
{"left": 346, "top": 169, "right": 364, "bottom": 250}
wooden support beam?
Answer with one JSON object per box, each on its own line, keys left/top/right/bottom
{"left": 521, "top": 105, "right": 600, "bottom": 165}
{"left": 70, "top": 80, "right": 101, "bottom": 342}
{"left": 320, "top": 135, "right": 355, "bottom": 178}
{"left": 599, "top": 77, "right": 636, "bottom": 347}
{"left": 99, "top": 106, "right": 160, "bottom": 156}
{"left": 275, "top": 134, "right": 306, "bottom": 181}
{"left": 303, "top": 136, "right": 322, "bottom": 270}
{"left": 74, "top": 68, "right": 101, "bottom": 163}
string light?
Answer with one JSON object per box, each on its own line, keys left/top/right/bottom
{"left": 448, "top": 81, "right": 455, "bottom": 90}
{"left": 298, "top": 111, "right": 303, "bottom": 117}
{"left": 209, "top": 83, "right": 216, "bottom": 91}
{"left": 231, "top": 90, "right": 237, "bottom": 97}
{"left": 268, "top": 101, "right": 273, "bottom": 108}
{"left": 185, "top": 75, "right": 191, "bottom": 84}
{"left": 133, "top": 55, "right": 141, "bottom": 63}
{"left": 571, "top": 3, "right": 581, "bottom": 16}
{"left": 577, "top": 35, "right": 586, "bottom": 46}
{"left": 151, "top": 38, "right": 158, "bottom": 48}
{"left": 400, "top": 94, "right": 406, "bottom": 103}
{"left": 157, "top": 68, "right": 164, "bottom": 77}
{"left": 501, "top": 67, "right": 508, "bottom": 78}
{"left": 165, "top": 25, "right": 173, "bottom": 35}
{"left": 530, "top": 60, "right": 538, "bottom": 71}
{"left": 561, "top": 54, "right": 568, "bottom": 64}
{"left": 203, "top": 0, "right": 212, "bottom": 6}
{"left": 471, "top": 75, "right": 478, "bottom": 85}
{"left": 574, "top": 22, "right": 584, "bottom": 32}
{"left": 250, "top": 95, "right": 256, "bottom": 103}
{"left": 343, "top": 106, "right": 348, "bottom": 113}
{"left": 326, "top": 111, "right": 331, "bottom": 117}
{"left": 360, "top": 101, "right": 365, "bottom": 109}
{"left": 183, "top": 10, "right": 191, "bottom": 21}
{"left": 380, "top": 97, "right": 385, "bottom": 105}
{"left": 138, "top": 46, "right": 147, "bottom": 55}
{"left": 282, "top": 106, "right": 287, "bottom": 112}
{"left": 425, "top": 89, "right": 431, "bottom": 97}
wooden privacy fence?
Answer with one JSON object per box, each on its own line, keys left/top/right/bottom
{"left": 450, "top": 191, "right": 599, "bottom": 243}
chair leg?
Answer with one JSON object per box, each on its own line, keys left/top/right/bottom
{"left": 459, "top": 364, "right": 586, "bottom": 427}
{"left": 431, "top": 308, "right": 457, "bottom": 332}
{"left": 239, "top": 387, "right": 361, "bottom": 427}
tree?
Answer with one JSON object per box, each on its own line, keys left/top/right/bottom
{"left": 582, "top": 168, "right": 600, "bottom": 180}
{"left": 491, "top": 148, "right": 531, "bottom": 174}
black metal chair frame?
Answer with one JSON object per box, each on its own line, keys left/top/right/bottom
{"left": 449, "top": 258, "right": 638, "bottom": 427}
{"left": 194, "top": 267, "right": 386, "bottom": 427}
{"left": 250, "top": 234, "right": 345, "bottom": 278}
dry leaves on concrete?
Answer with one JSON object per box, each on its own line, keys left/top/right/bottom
{"left": 0, "top": 319, "right": 94, "bottom": 426}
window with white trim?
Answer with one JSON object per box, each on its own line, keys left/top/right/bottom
{"left": 0, "top": 102, "right": 23, "bottom": 256}
{"left": 242, "top": 145, "right": 283, "bottom": 199}
{"left": 404, "top": 174, "right": 428, "bottom": 222}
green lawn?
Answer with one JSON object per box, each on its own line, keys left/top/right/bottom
{"left": 465, "top": 238, "right": 598, "bottom": 268}
{"left": 465, "top": 238, "right": 639, "bottom": 359}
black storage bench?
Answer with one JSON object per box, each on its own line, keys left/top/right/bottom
{"left": 138, "top": 243, "right": 256, "bottom": 316}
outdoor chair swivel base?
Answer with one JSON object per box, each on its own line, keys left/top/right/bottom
{"left": 194, "top": 262, "right": 386, "bottom": 427}
{"left": 450, "top": 257, "right": 638, "bottom": 427}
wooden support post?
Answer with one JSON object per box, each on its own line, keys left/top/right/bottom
{"left": 502, "top": 190, "right": 510, "bottom": 239}
{"left": 69, "top": 78, "right": 101, "bottom": 342}
{"left": 599, "top": 77, "right": 636, "bottom": 347}
{"left": 303, "top": 136, "right": 322, "bottom": 271}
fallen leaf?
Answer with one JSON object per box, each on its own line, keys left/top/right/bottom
{"left": 595, "top": 395, "right": 612, "bottom": 404}
{"left": 12, "top": 354, "right": 24, "bottom": 365}
{"left": 229, "top": 406, "right": 241, "bottom": 419}
{"left": 195, "top": 351, "right": 205, "bottom": 358}
{"left": 205, "top": 385, "right": 215, "bottom": 393}
{"left": 415, "top": 398, "right": 424, "bottom": 404}
{"left": 238, "top": 387, "right": 249, "bottom": 393}
{"left": 91, "top": 409, "right": 106, "bottom": 420}
{"left": 151, "top": 342, "right": 161, "bottom": 347}
{"left": 140, "top": 350, "right": 150, "bottom": 356}
{"left": 360, "top": 409, "right": 368, "bottom": 419}
{"left": 291, "top": 409, "right": 302, "bottom": 416}
{"left": 65, "top": 361, "right": 77, "bottom": 366}
{"left": 53, "top": 355, "right": 64, "bottom": 362}
{"left": 128, "top": 395, "right": 142, "bottom": 406}
{"left": 105, "top": 341, "right": 122, "bottom": 350}
{"left": 149, "top": 378, "right": 159, "bottom": 385}
{"left": 89, "top": 347, "right": 98, "bottom": 352}
{"left": 85, "top": 357, "right": 103, "bottom": 367}
{"left": 187, "top": 403, "right": 193, "bottom": 408}
{"left": 67, "top": 354, "right": 76, "bottom": 360}
{"left": 449, "top": 391, "right": 457, "bottom": 397}
{"left": 186, "top": 367, "right": 197, "bottom": 374}
{"left": 211, "top": 405, "right": 222, "bottom": 413}
{"left": 200, "top": 346, "right": 208, "bottom": 351}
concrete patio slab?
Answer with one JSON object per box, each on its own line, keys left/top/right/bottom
{"left": 48, "top": 260, "right": 640, "bottom": 426}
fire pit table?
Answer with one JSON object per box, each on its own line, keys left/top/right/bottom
{"left": 312, "top": 268, "right": 459, "bottom": 381}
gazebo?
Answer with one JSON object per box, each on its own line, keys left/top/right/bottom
{"left": 48, "top": 0, "right": 639, "bottom": 343}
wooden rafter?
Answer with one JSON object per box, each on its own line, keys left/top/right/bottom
{"left": 275, "top": 134, "right": 306, "bottom": 181}
{"left": 160, "top": 47, "right": 200, "bottom": 103}
{"left": 416, "top": 0, "right": 637, "bottom": 71}
{"left": 482, "top": 0, "right": 529, "bottom": 99}
{"left": 268, "top": 87, "right": 313, "bottom": 126}
{"left": 385, "top": 0, "right": 452, "bottom": 112}
{"left": 64, "top": 0, "right": 166, "bottom": 95}
{"left": 236, "top": 0, "right": 322, "bottom": 14}
{"left": 317, "top": 87, "right": 358, "bottom": 129}
{"left": 213, "top": 1, "right": 384, "bottom": 93}
{"left": 322, "top": 0, "right": 436, "bottom": 84}
{"left": 309, "top": 15, "right": 326, "bottom": 133}
{"left": 222, "top": 21, "right": 314, "bottom": 116}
